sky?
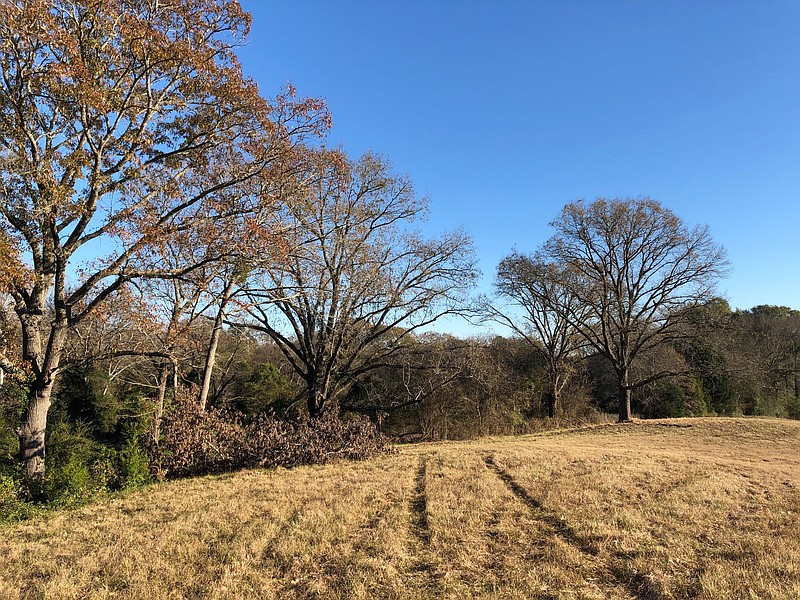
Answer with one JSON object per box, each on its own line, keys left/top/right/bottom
{"left": 236, "top": 1, "right": 800, "bottom": 334}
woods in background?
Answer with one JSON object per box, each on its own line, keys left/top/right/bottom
{"left": 2, "top": 293, "right": 798, "bottom": 448}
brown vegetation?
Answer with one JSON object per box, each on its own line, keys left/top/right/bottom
{"left": 151, "top": 387, "right": 392, "bottom": 478}
{"left": 2, "top": 417, "right": 799, "bottom": 599}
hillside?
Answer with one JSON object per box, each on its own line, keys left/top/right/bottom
{"left": 2, "top": 418, "right": 800, "bottom": 599}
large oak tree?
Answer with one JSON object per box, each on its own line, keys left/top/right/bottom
{"left": 236, "top": 151, "right": 478, "bottom": 417}
{"left": 543, "top": 198, "right": 729, "bottom": 421}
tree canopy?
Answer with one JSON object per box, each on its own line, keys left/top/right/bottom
{"left": 0, "top": 0, "right": 327, "bottom": 480}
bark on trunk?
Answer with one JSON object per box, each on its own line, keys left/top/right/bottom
{"left": 307, "top": 386, "right": 324, "bottom": 418}
{"left": 19, "top": 385, "right": 54, "bottom": 482}
{"left": 197, "top": 279, "right": 235, "bottom": 412}
{"left": 152, "top": 362, "right": 170, "bottom": 443}
{"left": 547, "top": 376, "right": 561, "bottom": 419}
{"left": 172, "top": 356, "right": 179, "bottom": 393}
{"left": 18, "top": 321, "right": 66, "bottom": 483}
{"left": 616, "top": 365, "right": 633, "bottom": 422}
{"left": 306, "top": 376, "right": 332, "bottom": 419}
{"left": 618, "top": 386, "right": 632, "bottom": 422}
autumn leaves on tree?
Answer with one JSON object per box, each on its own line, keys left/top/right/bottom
{"left": 0, "top": 0, "right": 329, "bottom": 480}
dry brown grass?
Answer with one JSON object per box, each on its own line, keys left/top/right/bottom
{"left": 2, "top": 417, "right": 800, "bottom": 599}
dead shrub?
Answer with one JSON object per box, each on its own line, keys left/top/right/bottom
{"left": 152, "top": 388, "right": 392, "bottom": 478}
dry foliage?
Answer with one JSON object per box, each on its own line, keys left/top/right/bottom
{"left": 1, "top": 417, "right": 799, "bottom": 599}
{"left": 151, "top": 390, "right": 392, "bottom": 478}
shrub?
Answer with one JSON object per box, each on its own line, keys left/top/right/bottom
{"left": 787, "top": 396, "right": 800, "bottom": 420}
{"left": 117, "top": 442, "right": 152, "bottom": 489}
{"left": 0, "top": 419, "right": 18, "bottom": 467}
{"left": 235, "top": 362, "right": 296, "bottom": 415}
{"left": 44, "top": 421, "right": 114, "bottom": 505}
{"left": 753, "top": 394, "right": 788, "bottom": 418}
{"left": 0, "top": 474, "right": 36, "bottom": 522}
{"left": 642, "top": 381, "right": 687, "bottom": 419}
{"left": 248, "top": 411, "right": 394, "bottom": 468}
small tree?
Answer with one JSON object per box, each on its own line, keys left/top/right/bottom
{"left": 544, "top": 198, "right": 729, "bottom": 422}
{"left": 488, "top": 252, "right": 585, "bottom": 418}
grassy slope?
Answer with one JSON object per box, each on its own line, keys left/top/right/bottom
{"left": 2, "top": 417, "right": 800, "bottom": 599}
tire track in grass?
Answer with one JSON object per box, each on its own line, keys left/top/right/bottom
{"left": 483, "top": 455, "right": 597, "bottom": 556}
{"left": 406, "top": 454, "right": 443, "bottom": 595}
{"left": 411, "top": 457, "right": 431, "bottom": 545}
{"left": 259, "top": 503, "right": 307, "bottom": 576}
{"left": 484, "top": 453, "right": 664, "bottom": 600}
{"left": 481, "top": 505, "right": 523, "bottom": 597}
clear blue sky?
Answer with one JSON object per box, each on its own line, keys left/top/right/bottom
{"left": 237, "top": 1, "right": 800, "bottom": 333}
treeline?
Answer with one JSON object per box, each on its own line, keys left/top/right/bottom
{"left": 2, "top": 273, "right": 799, "bottom": 508}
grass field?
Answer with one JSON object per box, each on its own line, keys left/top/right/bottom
{"left": 2, "top": 417, "right": 800, "bottom": 599}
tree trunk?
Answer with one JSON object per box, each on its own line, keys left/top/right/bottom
{"left": 172, "top": 356, "right": 179, "bottom": 393}
{"left": 306, "top": 385, "right": 324, "bottom": 418}
{"left": 547, "top": 365, "right": 567, "bottom": 419}
{"left": 19, "top": 383, "right": 55, "bottom": 482}
{"left": 197, "top": 279, "right": 235, "bottom": 412}
{"left": 306, "top": 373, "right": 333, "bottom": 419}
{"left": 616, "top": 365, "right": 633, "bottom": 422}
{"left": 152, "top": 362, "right": 170, "bottom": 443}
{"left": 17, "top": 314, "right": 66, "bottom": 484}
{"left": 618, "top": 385, "right": 632, "bottom": 422}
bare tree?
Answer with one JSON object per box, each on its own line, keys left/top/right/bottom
{"left": 488, "top": 252, "right": 585, "bottom": 418}
{"left": 544, "top": 198, "right": 729, "bottom": 422}
{"left": 235, "top": 151, "right": 478, "bottom": 417}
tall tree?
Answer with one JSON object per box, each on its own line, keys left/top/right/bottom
{"left": 544, "top": 198, "right": 729, "bottom": 422}
{"left": 236, "top": 151, "right": 478, "bottom": 417}
{"left": 488, "top": 252, "right": 585, "bottom": 418}
{"left": 0, "top": 0, "right": 328, "bottom": 481}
